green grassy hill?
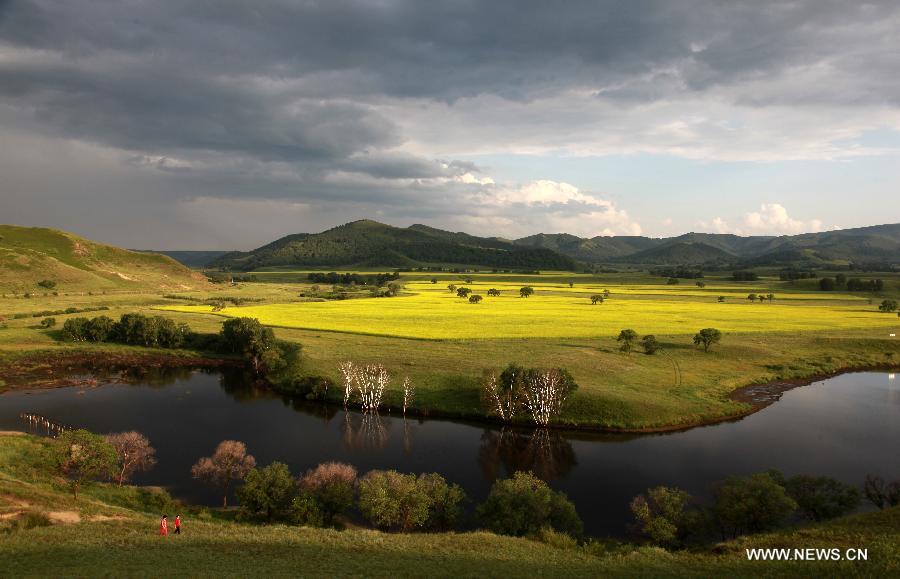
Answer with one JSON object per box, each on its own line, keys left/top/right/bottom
{"left": 0, "top": 225, "right": 211, "bottom": 293}
{"left": 1, "top": 433, "right": 897, "bottom": 577}
{"left": 212, "top": 220, "right": 579, "bottom": 271}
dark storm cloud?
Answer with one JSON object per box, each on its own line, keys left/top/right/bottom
{"left": 0, "top": 0, "right": 898, "bottom": 247}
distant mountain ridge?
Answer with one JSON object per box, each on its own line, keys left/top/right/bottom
{"left": 210, "top": 220, "right": 900, "bottom": 270}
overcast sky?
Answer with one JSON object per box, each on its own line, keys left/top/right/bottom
{"left": 1, "top": 0, "right": 899, "bottom": 249}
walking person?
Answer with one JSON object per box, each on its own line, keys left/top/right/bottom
{"left": 174, "top": 514, "right": 182, "bottom": 535}
{"left": 159, "top": 514, "right": 168, "bottom": 536}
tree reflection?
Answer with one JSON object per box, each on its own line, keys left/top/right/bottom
{"left": 341, "top": 412, "right": 390, "bottom": 451}
{"left": 478, "top": 427, "right": 577, "bottom": 482}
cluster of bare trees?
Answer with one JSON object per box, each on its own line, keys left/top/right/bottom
{"left": 481, "top": 364, "right": 577, "bottom": 427}
{"left": 338, "top": 361, "right": 415, "bottom": 415}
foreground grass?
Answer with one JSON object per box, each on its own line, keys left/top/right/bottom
{"left": 1, "top": 434, "right": 897, "bottom": 578}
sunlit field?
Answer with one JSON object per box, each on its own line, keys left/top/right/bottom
{"left": 158, "top": 280, "right": 894, "bottom": 340}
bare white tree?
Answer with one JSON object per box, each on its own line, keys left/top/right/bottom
{"left": 401, "top": 377, "right": 415, "bottom": 415}
{"left": 338, "top": 361, "right": 389, "bottom": 413}
{"left": 480, "top": 371, "right": 517, "bottom": 422}
{"left": 520, "top": 369, "right": 568, "bottom": 427}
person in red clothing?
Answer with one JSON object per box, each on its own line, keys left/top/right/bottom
{"left": 174, "top": 514, "right": 182, "bottom": 535}
{"left": 159, "top": 514, "right": 168, "bottom": 536}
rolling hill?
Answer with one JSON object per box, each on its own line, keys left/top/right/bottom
{"left": 0, "top": 225, "right": 211, "bottom": 293}
{"left": 513, "top": 223, "right": 900, "bottom": 266}
{"left": 211, "top": 220, "right": 579, "bottom": 270}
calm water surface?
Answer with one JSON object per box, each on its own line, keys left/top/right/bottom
{"left": 1, "top": 369, "right": 897, "bottom": 536}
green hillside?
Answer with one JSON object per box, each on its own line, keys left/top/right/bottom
{"left": 212, "top": 220, "right": 579, "bottom": 271}
{"left": 0, "top": 225, "right": 211, "bottom": 293}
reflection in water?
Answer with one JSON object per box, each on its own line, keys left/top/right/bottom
{"left": 341, "top": 412, "right": 390, "bottom": 451}
{"left": 478, "top": 427, "right": 577, "bottom": 482}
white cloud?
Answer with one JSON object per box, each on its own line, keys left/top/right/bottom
{"left": 743, "top": 203, "right": 825, "bottom": 235}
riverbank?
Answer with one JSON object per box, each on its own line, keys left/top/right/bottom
{"left": 1, "top": 432, "right": 897, "bottom": 577}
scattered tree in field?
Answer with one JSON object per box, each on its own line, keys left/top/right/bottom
{"left": 105, "top": 431, "right": 156, "bottom": 486}
{"left": 519, "top": 286, "right": 534, "bottom": 298}
{"left": 477, "top": 471, "right": 582, "bottom": 538}
{"left": 630, "top": 486, "right": 696, "bottom": 548}
{"left": 747, "top": 293, "right": 757, "bottom": 302}
{"left": 693, "top": 328, "right": 722, "bottom": 352}
{"left": 863, "top": 474, "right": 900, "bottom": 509}
{"left": 469, "top": 294, "right": 483, "bottom": 304}
{"left": 819, "top": 277, "right": 836, "bottom": 291}
{"left": 617, "top": 329, "right": 638, "bottom": 353}
{"left": 53, "top": 429, "right": 117, "bottom": 500}
{"left": 710, "top": 472, "right": 796, "bottom": 539}
{"left": 237, "top": 461, "right": 297, "bottom": 522}
{"left": 386, "top": 281, "right": 403, "bottom": 296}
{"left": 779, "top": 474, "right": 860, "bottom": 521}
{"left": 667, "top": 278, "right": 679, "bottom": 285}
{"left": 568, "top": 281, "right": 574, "bottom": 288}
{"left": 191, "top": 440, "right": 256, "bottom": 508}
{"left": 338, "top": 361, "right": 389, "bottom": 413}
{"left": 447, "top": 284, "right": 457, "bottom": 293}
{"left": 879, "top": 299, "right": 898, "bottom": 312}
{"left": 430, "top": 278, "right": 437, "bottom": 284}
{"left": 37, "top": 279, "right": 57, "bottom": 289}
{"left": 590, "top": 295, "right": 604, "bottom": 305}
{"left": 641, "top": 335, "right": 660, "bottom": 355}
{"left": 766, "top": 293, "right": 775, "bottom": 302}
{"left": 464, "top": 277, "right": 474, "bottom": 284}
{"left": 299, "top": 462, "right": 358, "bottom": 526}
{"left": 696, "top": 281, "right": 706, "bottom": 288}
{"left": 487, "top": 288, "right": 501, "bottom": 297}
{"left": 717, "top": 296, "right": 726, "bottom": 303}
{"left": 456, "top": 287, "right": 472, "bottom": 298}
{"left": 603, "top": 289, "right": 611, "bottom": 297}
{"left": 40, "top": 317, "right": 56, "bottom": 328}
{"left": 221, "top": 317, "right": 281, "bottom": 375}
{"left": 401, "top": 377, "right": 415, "bottom": 415}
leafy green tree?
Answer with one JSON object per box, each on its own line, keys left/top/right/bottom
{"left": 630, "top": 486, "right": 696, "bottom": 548}
{"left": 40, "top": 317, "right": 56, "bottom": 328}
{"left": 747, "top": 293, "right": 757, "bottom": 302}
{"left": 710, "top": 472, "right": 797, "bottom": 539}
{"left": 476, "top": 471, "right": 583, "bottom": 538}
{"left": 487, "top": 288, "right": 501, "bottom": 297}
{"left": 447, "top": 284, "right": 457, "bottom": 293}
{"left": 456, "top": 287, "right": 472, "bottom": 298}
{"left": 469, "top": 294, "right": 483, "bottom": 304}
{"left": 617, "top": 329, "right": 638, "bottom": 353}
{"left": 819, "top": 277, "right": 836, "bottom": 291}
{"left": 696, "top": 281, "right": 706, "bottom": 288}
{"left": 358, "top": 470, "right": 431, "bottom": 532}
{"left": 61, "top": 317, "right": 91, "bottom": 341}
{"left": 386, "top": 281, "right": 403, "bottom": 296}
{"left": 693, "top": 328, "right": 722, "bottom": 352}
{"left": 590, "top": 295, "right": 604, "bottom": 305}
{"left": 221, "top": 317, "right": 281, "bottom": 375}
{"left": 519, "top": 286, "right": 534, "bottom": 298}
{"left": 237, "top": 461, "right": 298, "bottom": 522}
{"left": 878, "top": 299, "right": 898, "bottom": 312}
{"left": 299, "top": 462, "right": 357, "bottom": 527}
{"left": 641, "top": 335, "right": 660, "bottom": 355}
{"left": 781, "top": 474, "right": 861, "bottom": 521}
{"left": 53, "top": 429, "right": 117, "bottom": 500}
{"left": 85, "top": 316, "right": 116, "bottom": 342}
{"left": 417, "top": 472, "right": 467, "bottom": 531}
{"left": 291, "top": 492, "right": 325, "bottom": 526}
{"left": 430, "top": 278, "right": 438, "bottom": 284}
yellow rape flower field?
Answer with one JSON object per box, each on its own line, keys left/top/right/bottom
{"left": 158, "top": 282, "right": 893, "bottom": 341}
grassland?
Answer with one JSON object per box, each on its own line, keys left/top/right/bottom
{"left": 2, "top": 271, "right": 898, "bottom": 430}
{"left": 2, "top": 432, "right": 897, "bottom": 578}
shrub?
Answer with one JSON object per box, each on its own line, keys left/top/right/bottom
{"left": 782, "top": 474, "right": 861, "bottom": 521}
{"left": 37, "top": 280, "right": 57, "bottom": 289}
{"left": 358, "top": 470, "right": 465, "bottom": 532}
{"left": 630, "top": 486, "right": 696, "bottom": 548}
{"left": 40, "top": 317, "right": 56, "bottom": 328}
{"left": 61, "top": 317, "right": 91, "bottom": 341}
{"left": 476, "top": 471, "right": 583, "bottom": 538}
{"left": 291, "top": 492, "right": 325, "bottom": 527}
{"left": 299, "top": 462, "right": 357, "bottom": 526}
{"left": 710, "top": 472, "right": 796, "bottom": 539}
{"left": 863, "top": 474, "right": 900, "bottom": 509}
{"left": 640, "top": 335, "right": 659, "bottom": 355}
{"left": 237, "top": 462, "right": 298, "bottom": 523}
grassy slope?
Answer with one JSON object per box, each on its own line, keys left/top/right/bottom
{"left": 0, "top": 224, "right": 210, "bottom": 293}
{"left": 1, "top": 434, "right": 897, "bottom": 578}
